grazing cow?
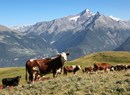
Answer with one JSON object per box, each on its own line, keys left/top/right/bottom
{"left": 2, "top": 76, "right": 21, "bottom": 87}
{"left": 82, "top": 66, "right": 94, "bottom": 73}
{"left": 33, "top": 76, "right": 51, "bottom": 83}
{"left": 112, "top": 64, "right": 128, "bottom": 71}
{"left": 25, "top": 52, "right": 69, "bottom": 83}
{"left": 93, "top": 62, "right": 112, "bottom": 72}
{"left": 39, "top": 76, "right": 51, "bottom": 81}
{"left": 63, "top": 65, "right": 81, "bottom": 75}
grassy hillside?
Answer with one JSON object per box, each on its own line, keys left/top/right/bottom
{"left": 0, "top": 70, "right": 130, "bottom": 95}
{"left": 68, "top": 51, "right": 130, "bottom": 67}
{"left": 0, "top": 51, "right": 130, "bottom": 94}
{"left": 0, "top": 67, "right": 26, "bottom": 85}
{"left": 0, "top": 51, "right": 130, "bottom": 85}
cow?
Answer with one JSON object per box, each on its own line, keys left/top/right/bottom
{"left": 33, "top": 76, "right": 51, "bottom": 83}
{"left": 38, "top": 76, "right": 50, "bottom": 81}
{"left": 2, "top": 76, "right": 21, "bottom": 87}
{"left": 82, "top": 66, "right": 94, "bottom": 73}
{"left": 93, "top": 62, "right": 112, "bottom": 72}
{"left": 112, "top": 64, "right": 128, "bottom": 71}
{"left": 63, "top": 65, "right": 81, "bottom": 75}
{"left": 25, "top": 52, "right": 69, "bottom": 83}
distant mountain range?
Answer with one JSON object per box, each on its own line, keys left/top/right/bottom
{"left": 0, "top": 25, "right": 58, "bottom": 67}
{"left": 0, "top": 9, "right": 130, "bottom": 67}
{"left": 115, "top": 36, "right": 130, "bottom": 51}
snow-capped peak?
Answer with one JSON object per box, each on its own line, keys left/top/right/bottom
{"left": 80, "top": 9, "right": 94, "bottom": 16}
{"left": 109, "top": 15, "right": 121, "bottom": 21}
{"left": 11, "top": 25, "right": 31, "bottom": 30}
{"left": 69, "top": 15, "right": 80, "bottom": 21}
{"left": 10, "top": 24, "right": 32, "bottom": 32}
{"left": 85, "top": 9, "right": 92, "bottom": 14}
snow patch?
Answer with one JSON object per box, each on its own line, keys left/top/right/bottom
{"left": 50, "top": 41, "right": 55, "bottom": 44}
{"left": 11, "top": 25, "right": 31, "bottom": 30}
{"left": 84, "top": 9, "right": 94, "bottom": 16}
{"left": 69, "top": 15, "right": 80, "bottom": 21}
{"left": 109, "top": 15, "right": 121, "bottom": 21}
{"left": 14, "top": 58, "right": 19, "bottom": 61}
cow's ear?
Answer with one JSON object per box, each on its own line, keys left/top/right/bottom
{"left": 66, "top": 52, "right": 69, "bottom": 56}
{"left": 57, "top": 54, "right": 61, "bottom": 57}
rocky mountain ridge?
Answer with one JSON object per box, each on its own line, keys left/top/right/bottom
{"left": 0, "top": 9, "right": 130, "bottom": 67}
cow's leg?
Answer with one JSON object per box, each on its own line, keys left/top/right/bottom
{"left": 74, "top": 71, "right": 76, "bottom": 74}
{"left": 52, "top": 69, "right": 56, "bottom": 78}
{"left": 82, "top": 69, "right": 85, "bottom": 73}
{"left": 60, "top": 67, "right": 63, "bottom": 74}
{"left": 32, "top": 72, "right": 36, "bottom": 84}
{"left": 63, "top": 70, "right": 67, "bottom": 75}
{"left": 73, "top": 69, "right": 77, "bottom": 74}
{"left": 29, "top": 74, "right": 33, "bottom": 83}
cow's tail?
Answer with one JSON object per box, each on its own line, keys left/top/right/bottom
{"left": 25, "top": 62, "right": 28, "bottom": 83}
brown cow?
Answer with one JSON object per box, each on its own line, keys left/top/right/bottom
{"left": 93, "top": 62, "right": 112, "bottom": 72}
{"left": 25, "top": 52, "right": 69, "bottom": 83}
{"left": 33, "top": 76, "right": 51, "bottom": 83}
{"left": 63, "top": 65, "right": 81, "bottom": 75}
{"left": 82, "top": 66, "right": 94, "bottom": 73}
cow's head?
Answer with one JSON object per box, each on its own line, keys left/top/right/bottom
{"left": 78, "top": 65, "right": 81, "bottom": 70}
{"left": 16, "top": 76, "right": 21, "bottom": 78}
{"left": 16, "top": 76, "right": 21, "bottom": 81}
{"left": 60, "top": 52, "right": 69, "bottom": 63}
{"left": 76, "top": 65, "right": 81, "bottom": 70}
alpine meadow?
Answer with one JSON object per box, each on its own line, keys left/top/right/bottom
{"left": 0, "top": 0, "right": 130, "bottom": 95}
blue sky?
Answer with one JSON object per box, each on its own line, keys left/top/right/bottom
{"left": 0, "top": 0, "right": 130, "bottom": 27}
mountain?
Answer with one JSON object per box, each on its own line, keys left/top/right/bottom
{"left": 0, "top": 9, "right": 130, "bottom": 67}
{"left": 21, "top": 9, "right": 130, "bottom": 60}
{"left": 0, "top": 25, "right": 12, "bottom": 31}
{"left": 11, "top": 25, "right": 32, "bottom": 32}
{"left": 109, "top": 15, "right": 121, "bottom": 21}
{"left": 0, "top": 25, "right": 58, "bottom": 67}
{"left": 115, "top": 35, "right": 130, "bottom": 51}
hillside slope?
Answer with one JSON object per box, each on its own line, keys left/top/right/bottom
{"left": 69, "top": 51, "right": 130, "bottom": 66}
{"left": 0, "top": 67, "right": 130, "bottom": 95}
{"left": 0, "top": 51, "right": 130, "bottom": 84}
{"left": 115, "top": 36, "right": 130, "bottom": 51}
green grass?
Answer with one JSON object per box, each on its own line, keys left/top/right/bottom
{"left": 0, "top": 70, "right": 130, "bottom": 95}
{"left": 0, "top": 67, "right": 26, "bottom": 85}
{"left": 0, "top": 51, "right": 130, "bottom": 94}
{"left": 68, "top": 51, "right": 130, "bottom": 67}
{"left": 0, "top": 51, "right": 130, "bottom": 85}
